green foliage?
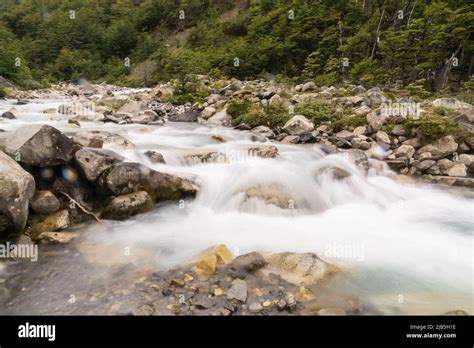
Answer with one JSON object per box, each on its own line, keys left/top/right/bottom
{"left": 0, "top": 0, "right": 472, "bottom": 92}
{"left": 402, "top": 80, "right": 432, "bottom": 102}
{"left": 0, "top": 87, "right": 6, "bottom": 97}
{"left": 350, "top": 58, "right": 386, "bottom": 86}
{"left": 228, "top": 99, "right": 290, "bottom": 128}
{"left": 331, "top": 115, "right": 367, "bottom": 132}
{"left": 164, "top": 75, "right": 208, "bottom": 105}
{"left": 403, "top": 115, "right": 469, "bottom": 144}
{"left": 294, "top": 100, "right": 336, "bottom": 125}
{"left": 227, "top": 98, "right": 253, "bottom": 119}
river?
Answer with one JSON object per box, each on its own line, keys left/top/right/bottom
{"left": 0, "top": 96, "right": 472, "bottom": 315}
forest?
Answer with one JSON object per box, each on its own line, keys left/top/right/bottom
{"left": 0, "top": 0, "right": 472, "bottom": 95}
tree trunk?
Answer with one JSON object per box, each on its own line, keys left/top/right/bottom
{"left": 434, "top": 44, "right": 462, "bottom": 91}
{"left": 371, "top": 5, "right": 385, "bottom": 58}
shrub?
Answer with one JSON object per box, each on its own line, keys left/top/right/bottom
{"left": 295, "top": 101, "right": 336, "bottom": 125}
{"left": 227, "top": 98, "right": 253, "bottom": 119}
{"left": 229, "top": 99, "right": 290, "bottom": 128}
{"left": 332, "top": 115, "right": 367, "bottom": 132}
{"left": 164, "top": 76, "right": 208, "bottom": 104}
{"left": 402, "top": 79, "right": 432, "bottom": 102}
{"left": 403, "top": 115, "right": 470, "bottom": 144}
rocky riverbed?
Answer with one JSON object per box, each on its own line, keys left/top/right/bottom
{"left": 0, "top": 80, "right": 472, "bottom": 315}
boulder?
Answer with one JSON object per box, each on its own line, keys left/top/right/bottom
{"left": 402, "top": 139, "right": 421, "bottom": 150}
{"left": 413, "top": 160, "right": 436, "bottom": 171}
{"left": 192, "top": 244, "right": 233, "bottom": 275}
{"left": 38, "top": 231, "right": 80, "bottom": 244}
{"left": 117, "top": 100, "right": 148, "bottom": 114}
{"left": 350, "top": 85, "right": 366, "bottom": 94}
{"left": 261, "top": 252, "right": 338, "bottom": 286}
{"left": 302, "top": 81, "right": 317, "bottom": 92}
{"left": 281, "top": 135, "right": 300, "bottom": 144}
{"left": 269, "top": 94, "right": 285, "bottom": 108}
{"left": 206, "top": 107, "right": 232, "bottom": 126}
{"left": 0, "top": 151, "right": 35, "bottom": 240}
{"left": 30, "top": 190, "right": 60, "bottom": 214}
{"left": 251, "top": 126, "right": 275, "bottom": 139}
{"left": 247, "top": 145, "right": 279, "bottom": 158}
{"left": 207, "top": 94, "right": 220, "bottom": 104}
{"left": 351, "top": 136, "right": 371, "bottom": 150}
{"left": 244, "top": 184, "right": 291, "bottom": 209}
{"left": 1, "top": 111, "right": 15, "bottom": 119}
{"left": 335, "top": 130, "right": 354, "bottom": 140}
{"left": 353, "top": 105, "right": 372, "bottom": 116}
{"left": 417, "top": 136, "right": 458, "bottom": 160}
{"left": 28, "top": 209, "right": 70, "bottom": 240}
{"left": 282, "top": 115, "right": 314, "bottom": 135}
{"left": 230, "top": 252, "right": 266, "bottom": 273}
{"left": 144, "top": 150, "right": 166, "bottom": 164}
{"left": 96, "top": 162, "right": 198, "bottom": 202}
{"left": 346, "top": 149, "right": 370, "bottom": 173}
{"left": 394, "top": 144, "right": 415, "bottom": 159}
{"left": 417, "top": 152, "right": 432, "bottom": 161}
{"left": 200, "top": 106, "right": 216, "bottom": 119}
{"left": 102, "top": 191, "right": 155, "bottom": 220}
{"left": 446, "top": 163, "right": 467, "bottom": 177}
{"left": 129, "top": 111, "right": 157, "bottom": 124}
{"left": 4, "top": 125, "right": 77, "bottom": 167}
{"left": 366, "top": 91, "right": 388, "bottom": 107}
{"left": 71, "top": 130, "right": 135, "bottom": 148}
{"left": 375, "top": 130, "right": 390, "bottom": 144}
{"left": 437, "top": 158, "right": 455, "bottom": 175}
{"left": 185, "top": 151, "right": 226, "bottom": 164}
{"left": 168, "top": 110, "right": 199, "bottom": 122}
{"left": 458, "top": 154, "right": 473, "bottom": 167}
{"left": 152, "top": 85, "right": 174, "bottom": 100}
{"left": 74, "top": 148, "right": 124, "bottom": 182}
{"left": 366, "top": 111, "right": 383, "bottom": 132}
{"left": 353, "top": 126, "right": 367, "bottom": 136}
{"left": 432, "top": 98, "right": 472, "bottom": 110}
{"left": 391, "top": 124, "right": 406, "bottom": 136}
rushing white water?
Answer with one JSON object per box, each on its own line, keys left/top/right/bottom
{"left": 1, "top": 97, "right": 473, "bottom": 314}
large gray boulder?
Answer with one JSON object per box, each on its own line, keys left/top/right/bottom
{"left": 74, "top": 148, "right": 124, "bottom": 182}
{"left": 71, "top": 130, "right": 135, "bottom": 148}
{"left": 31, "top": 190, "right": 60, "bottom": 214}
{"left": 96, "top": 162, "right": 198, "bottom": 202}
{"left": 416, "top": 135, "right": 458, "bottom": 160}
{"left": 282, "top": 115, "right": 314, "bottom": 135}
{"left": 168, "top": 110, "right": 199, "bottom": 122}
{"left": 101, "top": 191, "right": 155, "bottom": 220}
{"left": 1, "top": 111, "right": 16, "bottom": 119}
{"left": 432, "top": 98, "right": 472, "bottom": 110}
{"left": 0, "top": 151, "right": 35, "bottom": 240}
{"left": 4, "top": 124, "right": 77, "bottom": 167}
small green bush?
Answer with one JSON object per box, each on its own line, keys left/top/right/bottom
{"left": 401, "top": 79, "right": 432, "bottom": 102}
{"left": 227, "top": 98, "right": 253, "bottom": 119}
{"left": 332, "top": 115, "right": 367, "bottom": 132}
{"left": 164, "top": 77, "right": 208, "bottom": 104}
{"left": 404, "top": 115, "right": 469, "bottom": 143}
{"left": 294, "top": 100, "right": 336, "bottom": 125}
{"left": 229, "top": 98, "right": 290, "bottom": 128}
